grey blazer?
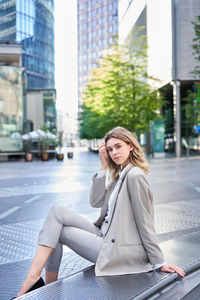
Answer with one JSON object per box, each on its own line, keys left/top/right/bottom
{"left": 89, "top": 164, "right": 165, "bottom": 276}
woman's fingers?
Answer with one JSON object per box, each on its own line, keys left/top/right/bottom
{"left": 99, "top": 143, "right": 109, "bottom": 169}
{"left": 160, "top": 264, "right": 185, "bottom": 277}
{"left": 99, "top": 144, "right": 107, "bottom": 155}
{"left": 171, "top": 265, "right": 185, "bottom": 277}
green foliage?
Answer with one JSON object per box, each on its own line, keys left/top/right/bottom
{"left": 41, "top": 137, "right": 50, "bottom": 151}
{"left": 40, "top": 124, "right": 49, "bottom": 132}
{"left": 79, "top": 34, "right": 164, "bottom": 139}
{"left": 191, "top": 15, "right": 200, "bottom": 77}
{"left": 182, "top": 89, "right": 200, "bottom": 136}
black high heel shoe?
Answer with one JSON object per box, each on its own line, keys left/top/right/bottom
{"left": 10, "top": 277, "right": 45, "bottom": 299}
{"left": 26, "top": 277, "right": 45, "bottom": 293}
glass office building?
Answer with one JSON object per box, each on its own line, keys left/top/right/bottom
{"left": 0, "top": 65, "right": 26, "bottom": 151}
{"left": 77, "top": 0, "right": 118, "bottom": 106}
{"left": 0, "top": 0, "right": 55, "bottom": 89}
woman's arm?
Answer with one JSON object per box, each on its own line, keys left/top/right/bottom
{"left": 89, "top": 172, "right": 107, "bottom": 208}
{"left": 89, "top": 142, "right": 109, "bottom": 208}
{"left": 127, "top": 173, "right": 185, "bottom": 277}
{"left": 127, "top": 173, "right": 165, "bottom": 265}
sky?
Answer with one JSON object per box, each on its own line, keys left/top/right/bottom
{"left": 54, "top": 0, "right": 78, "bottom": 114}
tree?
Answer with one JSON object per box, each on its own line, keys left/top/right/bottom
{"left": 182, "top": 89, "right": 200, "bottom": 138}
{"left": 191, "top": 15, "right": 200, "bottom": 77}
{"left": 79, "top": 34, "right": 164, "bottom": 139}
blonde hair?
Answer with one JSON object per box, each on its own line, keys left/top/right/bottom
{"left": 105, "top": 126, "right": 149, "bottom": 179}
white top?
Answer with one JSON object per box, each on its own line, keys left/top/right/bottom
{"left": 97, "top": 164, "right": 131, "bottom": 235}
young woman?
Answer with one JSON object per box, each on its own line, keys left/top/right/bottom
{"left": 13, "top": 126, "right": 184, "bottom": 298}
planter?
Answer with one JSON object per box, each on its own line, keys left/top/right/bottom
{"left": 67, "top": 152, "right": 73, "bottom": 159}
{"left": 41, "top": 152, "right": 49, "bottom": 161}
{"left": 57, "top": 153, "right": 64, "bottom": 161}
{"left": 25, "top": 152, "right": 33, "bottom": 162}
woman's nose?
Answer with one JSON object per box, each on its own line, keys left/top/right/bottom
{"left": 113, "top": 148, "right": 117, "bottom": 155}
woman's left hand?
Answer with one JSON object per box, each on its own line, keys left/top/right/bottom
{"left": 160, "top": 264, "right": 185, "bottom": 277}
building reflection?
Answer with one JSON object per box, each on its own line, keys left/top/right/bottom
{"left": 0, "top": 65, "right": 26, "bottom": 152}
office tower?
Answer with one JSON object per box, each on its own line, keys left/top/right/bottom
{"left": 0, "top": 0, "right": 56, "bottom": 153}
{"left": 0, "top": 0, "right": 55, "bottom": 89}
{"left": 77, "top": 0, "right": 118, "bottom": 107}
{"left": 118, "top": 0, "right": 199, "bottom": 157}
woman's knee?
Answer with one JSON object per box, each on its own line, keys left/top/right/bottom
{"left": 48, "top": 205, "right": 64, "bottom": 217}
{"left": 48, "top": 205, "right": 71, "bottom": 223}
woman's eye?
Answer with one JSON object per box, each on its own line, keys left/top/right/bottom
{"left": 107, "top": 148, "right": 112, "bottom": 152}
{"left": 116, "top": 145, "right": 121, "bottom": 149}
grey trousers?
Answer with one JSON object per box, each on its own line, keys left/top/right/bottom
{"left": 38, "top": 205, "right": 103, "bottom": 272}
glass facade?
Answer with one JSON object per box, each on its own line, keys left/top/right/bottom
{"left": 0, "top": 0, "right": 55, "bottom": 89}
{"left": 0, "top": 66, "right": 26, "bottom": 151}
{"left": 77, "top": 0, "right": 118, "bottom": 105}
{"left": 43, "top": 91, "right": 56, "bottom": 130}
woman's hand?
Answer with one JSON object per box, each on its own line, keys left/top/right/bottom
{"left": 160, "top": 264, "right": 185, "bottom": 277}
{"left": 99, "top": 142, "right": 109, "bottom": 170}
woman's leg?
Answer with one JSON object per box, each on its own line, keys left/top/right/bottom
{"left": 44, "top": 206, "right": 102, "bottom": 283}
{"left": 38, "top": 205, "right": 101, "bottom": 249}
{"left": 45, "top": 242, "right": 63, "bottom": 283}
{"left": 45, "top": 270, "right": 58, "bottom": 284}
{"left": 17, "top": 205, "right": 102, "bottom": 295}
{"left": 17, "top": 245, "right": 53, "bottom": 297}
{"left": 60, "top": 225, "right": 103, "bottom": 263}
{"left": 44, "top": 226, "right": 103, "bottom": 285}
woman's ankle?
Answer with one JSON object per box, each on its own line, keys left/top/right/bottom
{"left": 17, "top": 274, "right": 40, "bottom": 296}
{"left": 45, "top": 270, "right": 58, "bottom": 284}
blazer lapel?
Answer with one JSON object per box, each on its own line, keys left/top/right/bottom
{"left": 103, "top": 164, "right": 133, "bottom": 236}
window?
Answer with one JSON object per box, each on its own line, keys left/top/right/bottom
{"left": 98, "top": 40, "right": 102, "bottom": 47}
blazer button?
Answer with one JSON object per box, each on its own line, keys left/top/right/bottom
{"left": 111, "top": 239, "right": 115, "bottom": 243}
{"left": 105, "top": 221, "right": 108, "bottom": 224}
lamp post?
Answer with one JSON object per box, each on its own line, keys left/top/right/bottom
{"left": 172, "top": 0, "right": 181, "bottom": 157}
{"left": 0, "top": 98, "right": 3, "bottom": 135}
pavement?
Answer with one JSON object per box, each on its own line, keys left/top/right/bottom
{"left": 0, "top": 149, "right": 200, "bottom": 299}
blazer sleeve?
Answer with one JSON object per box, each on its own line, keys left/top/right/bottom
{"left": 89, "top": 174, "right": 107, "bottom": 208}
{"left": 127, "top": 173, "right": 165, "bottom": 265}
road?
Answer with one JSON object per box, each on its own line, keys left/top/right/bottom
{"left": 0, "top": 149, "right": 200, "bottom": 232}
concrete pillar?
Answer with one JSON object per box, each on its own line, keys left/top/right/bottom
{"left": 172, "top": 0, "right": 181, "bottom": 157}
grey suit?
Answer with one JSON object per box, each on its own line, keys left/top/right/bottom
{"left": 90, "top": 165, "right": 165, "bottom": 276}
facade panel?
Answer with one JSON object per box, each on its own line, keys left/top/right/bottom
{"left": 177, "top": 0, "right": 200, "bottom": 80}
{"left": 26, "top": 89, "right": 56, "bottom": 130}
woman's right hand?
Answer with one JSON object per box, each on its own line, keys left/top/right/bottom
{"left": 99, "top": 142, "right": 109, "bottom": 170}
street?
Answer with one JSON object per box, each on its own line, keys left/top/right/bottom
{"left": 0, "top": 150, "right": 200, "bottom": 232}
{"left": 0, "top": 149, "right": 200, "bottom": 299}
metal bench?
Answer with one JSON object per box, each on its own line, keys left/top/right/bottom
{"left": 17, "top": 231, "right": 200, "bottom": 300}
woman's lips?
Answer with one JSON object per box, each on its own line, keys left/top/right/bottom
{"left": 114, "top": 156, "right": 120, "bottom": 160}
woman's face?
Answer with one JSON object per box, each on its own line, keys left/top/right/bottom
{"left": 106, "top": 138, "right": 133, "bottom": 168}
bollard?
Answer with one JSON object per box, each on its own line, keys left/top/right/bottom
{"left": 25, "top": 153, "right": 33, "bottom": 162}
{"left": 67, "top": 152, "right": 73, "bottom": 159}
{"left": 57, "top": 153, "right": 64, "bottom": 161}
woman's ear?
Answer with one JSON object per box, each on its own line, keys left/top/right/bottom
{"left": 129, "top": 143, "right": 134, "bottom": 151}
